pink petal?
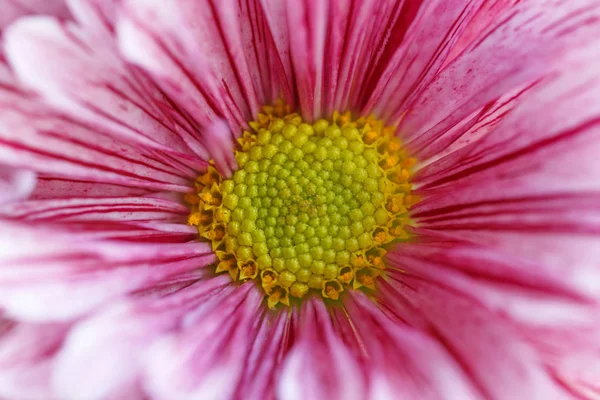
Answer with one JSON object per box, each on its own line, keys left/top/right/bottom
{"left": 278, "top": 298, "right": 366, "bottom": 400}
{"left": 376, "top": 274, "right": 572, "bottom": 399}
{"left": 0, "top": 220, "right": 215, "bottom": 321}
{"left": 52, "top": 275, "right": 233, "bottom": 400}
{"left": 364, "top": 0, "right": 485, "bottom": 121}
{"left": 385, "top": 238, "right": 599, "bottom": 344}
{"left": 266, "top": 0, "right": 405, "bottom": 119}
{"left": 338, "top": 292, "right": 481, "bottom": 400}
{"left": 3, "top": 16, "right": 207, "bottom": 161}
{"left": 0, "top": 164, "right": 36, "bottom": 204}
{"left": 399, "top": 0, "right": 600, "bottom": 156}
{"left": 31, "top": 178, "right": 151, "bottom": 199}
{"left": 0, "top": 0, "right": 69, "bottom": 31}
{"left": 235, "top": 311, "right": 291, "bottom": 400}
{"left": 0, "top": 319, "right": 69, "bottom": 400}
{"left": 0, "top": 84, "right": 200, "bottom": 192}
{"left": 411, "top": 43, "right": 600, "bottom": 300}
{"left": 141, "top": 283, "right": 262, "bottom": 400}
{"left": 0, "top": 196, "right": 189, "bottom": 223}
{"left": 117, "top": 0, "right": 262, "bottom": 133}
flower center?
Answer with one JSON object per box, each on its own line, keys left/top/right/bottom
{"left": 187, "top": 103, "right": 417, "bottom": 308}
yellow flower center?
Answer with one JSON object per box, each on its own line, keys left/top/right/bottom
{"left": 187, "top": 103, "right": 418, "bottom": 308}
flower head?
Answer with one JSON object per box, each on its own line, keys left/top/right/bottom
{"left": 1, "top": 0, "right": 600, "bottom": 399}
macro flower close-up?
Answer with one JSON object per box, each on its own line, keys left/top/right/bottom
{"left": 1, "top": 0, "right": 600, "bottom": 399}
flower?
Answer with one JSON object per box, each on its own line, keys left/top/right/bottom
{"left": 1, "top": 0, "right": 600, "bottom": 399}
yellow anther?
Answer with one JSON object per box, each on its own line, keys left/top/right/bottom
{"left": 322, "top": 280, "right": 343, "bottom": 300}
{"left": 351, "top": 253, "right": 367, "bottom": 268}
{"left": 184, "top": 193, "right": 200, "bottom": 205}
{"left": 199, "top": 183, "right": 222, "bottom": 207}
{"left": 380, "top": 154, "right": 400, "bottom": 170}
{"left": 402, "top": 157, "right": 417, "bottom": 169}
{"left": 364, "top": 130, "right": 379, "bottom": 145}
{"left": 354, "top": 268, "right": 376, "bottom": 290}
{"left": 388, "top": 168, "right": 411, "bottom": 184}
{"left": 267, "top": 285, "right": 290, "bottom": 308}
{"left": 239, "top": 259, "right": 258, "bottom": 280}
{"left": 338, "top": 266, "right": 353, "bottom": 283}
{"left": 373, "top": 228, "right": 388, "bottom": 244}
{"left": 187, "top": 212, "right": 202, "bottom": 226}
{"left": 385, "top": 194, "right": 406, "bottom": 214}
{"left": 261, "top": 269, "right": 279, "bottom": 288}
{"left": 216, "top": 252, "right": 239, "bottom": 280}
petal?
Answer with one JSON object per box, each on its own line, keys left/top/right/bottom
{"left": 411, "top": 43, "right": 600, "bottom": 300}
{"left": 375, "top": 275, "right": 570, "bottom": 399}
{"left": 0, "top": 84, "right": 201, "bottom": 192}
{"left": 278, "top": 298, "right": 366, "bottom": 400}
{"left": 0, "top": 319, "right": 69, "bottom": 399}
{"left": 3, "top": 16, "right": 207, "bottom": 161}
{"left": 0, "top": 196, "right": 189, "bottom": 223}
{"left": 117, "top": 0, "right": 262, "bottom": 133}
{"left": 0, "top": 220, "right": 215, "bottom": 321}
{"left": 0, "top": 0, "right": 69, "bottom": 31}
{"left": 235, "top": 311, "right": 291, "bottom": 400}
{"left": 141, "top": 283, "right": 263, "bottom": 400}
{"left": 340, "top": 292, "right": 482, "bottom": 400}
{"left": 52, "top": 276, "right": 233, "bottom": 400}
{"left": 364, "top": 0, "right": 485, "bottom": 121}
{"left": 399, "top": 0, "right": 600, "bottom": 157}
{"left": 0, "top": 164, "right": 36, "bottom": 204}
{"left": 387, "top": 238, "right": 597, "bottom": 327}
{"left": 265, "top": 0, "right": 406, "bottom": 119}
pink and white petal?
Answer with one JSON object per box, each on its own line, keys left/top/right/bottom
{"left": 411, "top": 42, "right": 600, "bottom": 300}
{"left": 117, "top": 0, "right": 263, "bottom": 135}
{"left": 0, "top": 85, "right": 200, "bottom": 193}
{"left": 398, "top": 0, "right": 600, "bottom": 157}
{"left": 258, "top": 0, "right": 296, "bottom": 105}
{"left": 0, "top": 196, "right": 189, "bottom": 223}
{"left": 30, "top": 178, "right": 150, "bottom": 200}
{"left": 141, "top": 283, "right": 263, "bottom": 400}
{"left": 522, "top": 325, "right": 600, "bottom": 398}
{"left": 364, "top": 0, "right": 485, "bottom": 122}
{"left": 3, "top": 16, "right": 206, "bottom": 161}
{"left": 0, "top": 195, "right": 197, "bottom": 242}
{"left": 386, "top": 239, "right": 598, "bottom": 327}
{"left": 374, "top": 276, "right": 572, "bottom": 399}
{"left": 0, "top": 164, "right": 36, "bottom": 204}
{"left": 0, "top": 220, "right": 215, "bottom": 321}
{"left": 278, "top": 298, "right": 366, "bottom": 400}
{"left": 202, "top": 119, "right": 237, "bottom": 178}
{"left": 51, "top": 275, "right": 233, "bottom": 400}
{"left": 0, "top": 0, "right": 69, "bottom": 32}
{"left": 329, "top": 0, "right": 404, "bottom": 115}
{"left": 340, "top": 292, "right": 481, "bottom": 400}
{"left": 0, "top": 319, "right": 70, "bottom": 400}
{"left": 235, "top": 310, "right": 291, "bottom": 400}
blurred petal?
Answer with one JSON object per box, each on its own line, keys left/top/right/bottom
{"left": 3, "top": 16, "right": 207, "bottom": 161}
{"left": 0, "top": 319, "right": 69, "bottom": 400}
{"left": 52, "top": 275, "right": 233, "bottom": 400}
{"left": 0, "top": 220, "right": 215, "bottom": 321}
{"left": 0, "top": 0, "right": 69, "bottom": 32}
{"left": 0, "top": 164, "right": 35, "bottom": 204}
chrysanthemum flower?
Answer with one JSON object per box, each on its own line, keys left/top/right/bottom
{"left": 1, "top": 0, "right": 600, "bottom": 398}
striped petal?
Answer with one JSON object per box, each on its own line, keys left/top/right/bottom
{"left": 0, "top": 220, "right": 215, "bottom": 321}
